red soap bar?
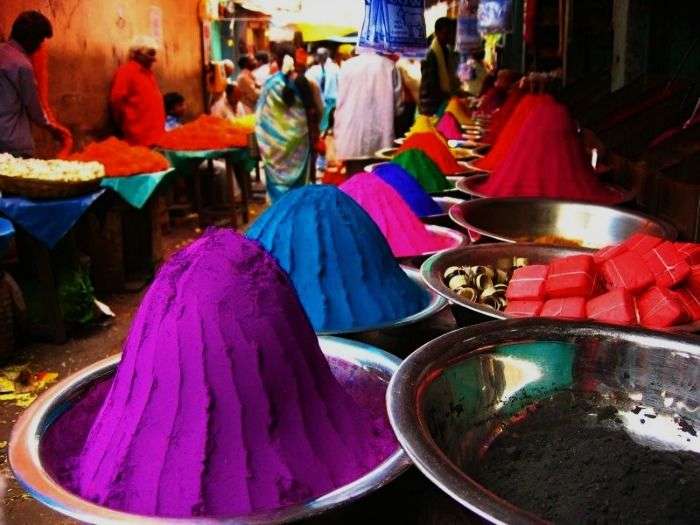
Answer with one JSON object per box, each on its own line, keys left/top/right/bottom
{"left": 642, "top": 241, "right": 691, "bottom": 289}
{"left": 541, "top": 297, "right": 587, "bottom": 319}
{"left": 593, "top": 244, "right": 627, "bottom": 265}
{"left": 586, "top": 289, "right": 636, "bottom": 326}
{"left": 506, "top": 265, "right": 549, "bottom": 300}
{"left": 601, "top": 252, "right": 655, "bottom": 293}
{"left": 621, "top": 233, "right": 663, "bottom": 256}
{"left": 688, "top": 266, "right": 700, "bottom": 293}
{"left": 505, "top": 300, "right": 543, "bottom": 318}
{"left": 676, "top": 243, "right": 700, "bottom": 266}
{"left": 638, "top": 286, "right": 687, "bottom": 328}
{"left": 545, "top": 255, "right": 596, "bottom": 298}
{"left": 675, "top": 289, "right": 700, "bottom": 321}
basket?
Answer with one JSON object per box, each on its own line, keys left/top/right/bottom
{"left": 0, "top": 174, "right": 104, "bottom": 200}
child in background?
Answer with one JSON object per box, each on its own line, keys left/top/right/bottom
{"left": 164, "top": 92, "right": 185, "bottom": 131}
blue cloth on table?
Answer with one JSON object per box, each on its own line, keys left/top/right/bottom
{"left": 0, "top": 190, "right": 105, "bottom": 248}
{"left": 373, "top": 163, "right": 442, "bottom": 217}
{"left": 101, "top": 169, "right": 174, "bottom": 209}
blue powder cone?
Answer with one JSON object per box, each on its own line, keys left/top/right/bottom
{"left": 372, "top": 164, "right": 443, "bottom": 217}
{"left": 246, "top": 185, "right": 429, "bottom": 332}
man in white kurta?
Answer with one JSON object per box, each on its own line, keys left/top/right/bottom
{"left": 334, "top": 53, "right": 403, "bottom": 160}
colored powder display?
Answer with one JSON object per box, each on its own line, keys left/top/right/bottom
{"left": 72, "top": 230, "right": 395, "bottom": 518}
{"left": 408, "top": 114, "right": 439, "bottom": 136}
{"left": 445, "top": 97, "right": 473, "bottom": 125}
{"left": 398, "top": 132, "right": 465, "bottom": 175}
{"left": 484, "top": 88, "right": 525, "bottom": 144}
{"left": 372, "top": 163, "right": 442, "bottom": 216}
{"left": 340, "top": 173, "right": 455, "bottom": 257}
{"left": 68, "top": 137, "right": 170, "bottom": 177}
{"left": 391, "top": 149, "right": 454, "bottom": 193}
{"left": 474, "top": 94, "right": 550, "bottom": 171}
{"left": 476, "top": 98, "right": 624, "bottom": 204}
{"left": 247, "top": 185, "right": 430, "bottom": 332}
{"left": 436, "top": 112, "right": 463, "bottom": 140}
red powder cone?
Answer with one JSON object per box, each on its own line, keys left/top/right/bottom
{"left": 397, "top": 132, "right": 464, "bottom": 175}
{"left": 474, "top": 94, "right": 550, "bottom": 171}
{"left": 484, "top": 88, "right": 525, "bottom": 144}
{"left": 476, "top": 98, "right": 624, "bottom": 204}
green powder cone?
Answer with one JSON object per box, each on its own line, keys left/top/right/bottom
{"left": 391, "top": 149, "right": 454, "bottom": 193}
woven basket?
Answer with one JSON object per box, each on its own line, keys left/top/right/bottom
{"left": 0, "top": 174, "right": 104, "bottom": 200}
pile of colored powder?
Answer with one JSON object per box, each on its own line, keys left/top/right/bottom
{"left": 158, "top": 115, "right": 248, "bottom": 150}
{"left": 68, "top": 137, "right": 170, "bottom": 177}
{"left": 436, "top": 112, "right": 463, "bottom": 140}
{"left": 340, "top": 173, "right": 455, "bottom": 257}
{"left": 247, "top": 185, "right": 430, "bottom": 332}
{"left": 398, "top": 132, "right": 464, "bottom": 175}
{"left": 476, "top": 98, "right": 624, "bottom": 204}
{"left": 372, "top": 163, "right": 442, "bottom": 217}
{"left": 407, "top": 114, "right": 438, "bottom": 136}
{"left": 71, "top": 230, "right": 395, "bottom": 518}
{"left": 474, "top": 94, "right": 550, "bottom": 171}
{"left": 445, "top": 97, "right": 473, "bottom": 125}
{"left": 484, "top": 88, "right": 525, "bottom": 144}
{"left": 391, "top": 149, "right": 453, "bottom": 193}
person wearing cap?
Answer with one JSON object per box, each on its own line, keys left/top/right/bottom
{"left": 419, "top": 17, "right": 460, "bottom": 116}
{"left": 305, "top": 47, "right": 339, "bottom": 132}
{"left": 0, "top": 10, "right": 64, "bottom": 157}
{"left": 109, "top": 36, "right": 165, "bottom": 146}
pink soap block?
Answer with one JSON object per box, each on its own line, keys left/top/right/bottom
{"left": 541, "top": 297, "right": 587, "bottom": 319}
{"left": 676, "top": 243, "right": 700, "bottom": 266}
{"left": 593, "top": 244, "right": 627, "bottom": 265}
{"left": 601, "top": 252, "right": 654, "bottom": 293}
{"left": 688, "top": 266, "right": 700, "bottom": 294}
{"left": 642, "top": 242, "right": 690, "bottom": 289}
{"left": 586, "top": 289, "right": 636, "bottom": 326}
{"left": 506, "top": 265, "right": 549, "bottom": 300}
{"left": 545, "top": 255, "right": 596, "bottom": 298}
{"left": 675, "top": 289, "right": 700, "bottom": 321}
{"left": 638, "top": 286, "right": 687, "bottom": 328}
{"left": 621, "top": 233, "right": 663, "bottom": 256}
{"left": 505, "top": 300, "right": 543, "bottom": 318}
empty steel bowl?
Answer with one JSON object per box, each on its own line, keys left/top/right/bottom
{"left": 449, "top": 197, "right": 677, "bottom": 249}
{"left": 387, "top": 318, "right": 700, "bottom": 524}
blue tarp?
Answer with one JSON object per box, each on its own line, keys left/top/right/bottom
{"left": 0, "top": 190, "right": 105, "bottom": 248}
{"left": 100, "top": 169, "right": 174, "bottom": 209}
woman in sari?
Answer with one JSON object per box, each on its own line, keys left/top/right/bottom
{"left": 255, "top": 44, "right": 319, "bottom": 202}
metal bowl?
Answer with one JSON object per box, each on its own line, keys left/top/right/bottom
{"left": 420, "top": 243, "right": 590, "bottom": 325}
{"left": 387, "top": 318, "right": 700, "bottom": 524}
{"left": 10, "top": 337, "right": 410, "bottom": 524}
{"left": 422, "top": 197, "right": 466, "bottom": 225}
{"left": 317, "top": 266, "right": 447, "bottom": 336}
{"left": 449, "top": 197, "right": 677, "bottom": 249}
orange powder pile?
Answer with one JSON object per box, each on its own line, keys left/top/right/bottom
{"left": 158, "top": 115, "right": 249, "bottom": 151}
{"left": 69, "top": 137, "right": 170, "bottom": 177}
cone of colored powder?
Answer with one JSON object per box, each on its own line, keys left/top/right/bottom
{"left": 398, "top": 132, "right": 464, "bottom": 174}
{"left": 476, "top": 98, "right": 623, "bottom": 204}
{"left": 408, "top": 114, "right": 439, "bottom": 136}
{"left": 474, "top": 93, "right": 550, "bottom": 171}
{"left": 247, "top": 185, "right": 429, "bottom": 332}
{"left": 436, "top": 112, "right": 463, "bottom": 140}
{"left": 391, "top": 149, "right": 453, "bottom": 193}
{"left": 372, "top": 163, "right": 443, "bottom": 217}
{"left": 446, "top": 97, "right": 473, "bottom": 125}
{"left": 340, "top": 173, "right": 455, "bottom": 257}
{"left": 74, "top": 229, "right": 395, "bottom": 518}
{"left": 484, "top": 88, "right": 525, "bottom": 144}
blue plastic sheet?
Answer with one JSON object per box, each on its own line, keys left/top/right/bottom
{"left": 358, "top": 0, "right": 428, "bottom": 58}
{"left": 101, "top": 169, "right": 174, "bottom": 209}
{"left": 0, "top": 190, "right": 105, "bottom": 248}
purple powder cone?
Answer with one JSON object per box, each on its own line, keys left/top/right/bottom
{"left": 74, "top": 229, "right": 394, "bottom": 518}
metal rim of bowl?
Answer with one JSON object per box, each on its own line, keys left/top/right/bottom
{"left": 10, "top": 337, "right": 411, "bottom": 525}
{"left": 316, "top": 266, "right": 447, "bottom": 335}
{"left": 448, "top": 196, "right": 678, "bottom": 245}
{"left": 386, "top": 318, "right": 700, "bottom": 525}
{"left": 425, "top": 196, "right": 466, "bottom": 220}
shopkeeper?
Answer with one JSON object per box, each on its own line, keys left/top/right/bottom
{"left": 109, "top": 36, "right": 165, "bottom": 146}
{"left": 0, "top": 11, "right": 63, "bottom": 157}
{"left": 419, "top": 17, "right": 460, "bottom": 116}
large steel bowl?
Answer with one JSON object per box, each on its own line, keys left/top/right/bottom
{"left": 387, "top": 318, "right": 700, "bottom": 524}
{"left": 10, "top": 337, "right": 410, "bottom": 524}
{"left": 422, "top": 197, "right": 466, "bottom": 226}
{"left": 449, "top": 197, "right": 677, "bottom": 249}
{"left": 421, "top": 243, "right": 591, "bottom": 326}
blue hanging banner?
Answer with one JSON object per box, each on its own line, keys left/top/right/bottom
{"left": 477, "top": 0, "right": 513, "bottom": 34}
{"left": 358, "top": 0, "right": 428, "bottom": 58}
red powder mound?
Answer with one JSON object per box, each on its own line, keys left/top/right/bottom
{"left": 158, "top": 115, "right": 249, "bottom": 151}
{"left": 484, "top": 88, "right": 525, "bottom": 144}
{"left": 397, "top": 132, "right": 464, "bottom": 175}
{"left": 476, "top": 98, "right": 624, "bottom": 204}
{"left": 69, "top": 137, "right": 170, "bottom": 177}
{"left": 474, "top": 94, "right": 550, "bottom": 171}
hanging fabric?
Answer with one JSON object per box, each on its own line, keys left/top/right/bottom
{"left": 358, "top": 0, "right": 428, "bottom": 58}
{"left": 477, "top": 0, "right": 513, "bottom": 34}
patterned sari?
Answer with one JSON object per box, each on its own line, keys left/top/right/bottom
{"left": 255, "top": 72, "right": 310, "bottom": 202}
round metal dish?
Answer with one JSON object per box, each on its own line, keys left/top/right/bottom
{"left": 387, "top": 318, "right": 700, "bottom": 524}
{"left": 420, "top": 243, "right": 591, "bottom": 324}
{"left": 423, "top": 196, "right": 466, "bottom": 223}
{"left": 449, "top": 197, "right": 677, "bottom": 249}
{"left": 421, "top": 225, "right": 469, "bottom": 255}
{"left": 317, "top": 266, "right": 447, "bottom": 336}
{"left": 10, "top": 338, "right": 410, "bottom": 524}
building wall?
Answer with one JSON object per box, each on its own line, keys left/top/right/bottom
{"left": 1, "top": 0, "right": 204, "bottom": 155}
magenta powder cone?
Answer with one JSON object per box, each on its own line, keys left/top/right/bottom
{"left": 73, "top": 229, "right": 394, "bottom": 518}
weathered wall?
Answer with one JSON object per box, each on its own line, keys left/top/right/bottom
{"left": 1, "top": 0, "right": 204, "bottom": 155}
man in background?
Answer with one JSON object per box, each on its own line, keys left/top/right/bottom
{"left": 110, "top": 36, "right": 165, "bottom": 146}
{"left": 419, "top": 17, "right": 460, "bottom": 116}
{"left": 252, "top": 51, "right": 272, "bottom": 87}
{"left": 237, "top": 55, "right": 260, "bottom": 114}
{"left": 306, "top": 47, "right": 339, "bottom": 132}
{"left": 0, "top": 11, "right": 63, "bottom": 157}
